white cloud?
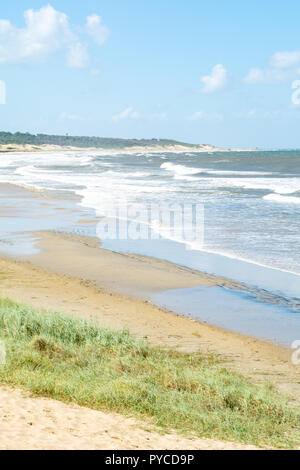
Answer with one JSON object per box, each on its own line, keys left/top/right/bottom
{"left": 67, "top": 42, "right": 89, "bottom": 68}
{"left": 86, "top": 14, "right": 110, "bottom": 46}
{"left": 244, "top": 68, "right": 265, "bottom": 83}
{"left": 0, "top": 5, "right": 109, "bottom": 68}
{"left": 270, "top": 51, "right": 300, "bottom": 69}
{"left": 0, "top": 5, "right": 72, "bottom": 64}
{"left": 59, "top": 112, "right": 82, "bottom": 121}
{"left": 245, "top": 50, "right": 300, "bottom": 84}
{"left": 200, "top": 64, "right": 227, "bottom": 93}
{"left": 112, "top": 107, "right": 141, "bottom": 122}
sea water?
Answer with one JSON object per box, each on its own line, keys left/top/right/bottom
{"left": 0, "top": 149, "right": 299, "bottom": 343}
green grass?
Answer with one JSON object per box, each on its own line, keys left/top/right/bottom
{"left": 0, "top": 297, "right": 299, "bottom": 448}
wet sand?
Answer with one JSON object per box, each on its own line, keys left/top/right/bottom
{"left": 25, "top": 230, "right": 242, "bottom": 297}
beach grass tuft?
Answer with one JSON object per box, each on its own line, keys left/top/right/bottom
{"left": 0, "top": 296, "right": 299, "bottom": 448}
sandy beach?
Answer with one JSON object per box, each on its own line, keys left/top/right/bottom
{"left": 1, "top": 0, "right": 300, "bottom": 452}
{"left": 0, "top": 245, "right": 298, "bottom": 449}
{"left": 0, "top": 183, "right": 299, "bottom": 450}
{"left": 0, "top": 143, "right": 257, "bottom": 154}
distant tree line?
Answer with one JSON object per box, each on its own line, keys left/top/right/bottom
{"left": 0, "top": 132, "right": 194, "bottom": 149}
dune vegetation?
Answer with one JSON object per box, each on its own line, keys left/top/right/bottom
{"left": 0, "top": 131, "right": 195, "bottom": 149}
{"left": 0, "top": 297, "right": 299, "bottom": 449}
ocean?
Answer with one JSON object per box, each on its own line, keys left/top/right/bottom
{"left": 0, "top": 149, "right": 299, "bottom": 306}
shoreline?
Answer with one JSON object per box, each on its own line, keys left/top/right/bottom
{"left": 0, "top": 143, "right": 261, "bottom": 154}
{"left": 24, "top": 231, "right": 300, "bottom": 346}
{"left": 0, "top": 181, "right": 299, "bottom": 346}
{"left": 0, "top": 187, "right": 299, "bottom": 449}
{"left": 28, "top": 230, "right": 244, "bottom": 296}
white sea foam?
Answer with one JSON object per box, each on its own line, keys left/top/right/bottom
{"left": 228, "top": 177, "right": 300, "bottom": 194}
{"left": 161, "top": 162, "right": 201, "bottom": 175}
{"left": 0, "top": 150, "right": 299, "bottom": 278}
{"left": 184, "top": 241, "right": 300, "bottom": 276}
{"left": 263, "top": 193, "right": 300, "bottom": 204}
{"left": 173, "top": 174, "right": 199, "bottom": 181}
{"left": 161, "top": 162, "right": 273, "bottom": 178}
{"left": 202, "top": 170, "right": 273, "bottom": 176}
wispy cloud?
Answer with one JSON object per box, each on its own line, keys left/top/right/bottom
{"left": 200, "top": 64, "right": 227, "bottom": 93}
{"left": 0, "top": 5, "right": 109, "bottom": 68}
{"left": 187, "top": 111, "right": 205, "bottom": 120}
{"left": 90, "top": 68, "right": 101, "bottom": 76}
{"left": 270, "top": 51, "right": 300, "bottom": 69}
{"left": 112, "top": 108, "right": 167, "bottom": 122}
{"left": 86, "top": 14, "right": 110, "bottom": 46}
{"left": 59, "top": 112, "right": 83, "bottom": 121}
{"left": 244, "top": 67, "right": 286, "bottom": 84}
{"left": 245, "top": 50, "right": 300, "bottom": 84}
{"left": 148, "top": 112, "right": 167, "bottom": 120}
{"left": 112, "top": 107, "right": 141, "bottom": 122}
{"left": 187, "top": 111, "right": 223, "bottom": 121}
{"left": 67, "top": 42, "right": 89, "bottom": 69}
{"left": 233, "top": 109, "right": 281, "bottom": 119}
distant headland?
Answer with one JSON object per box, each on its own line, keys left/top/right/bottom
{"left": 0, "top": 131, "right": 256, "bottom": 153}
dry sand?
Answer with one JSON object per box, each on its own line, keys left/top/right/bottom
{"left": 0, "top": 143, "right": 209, "bottom": 154}
{"left": 0, "top": 143, "right": 257, "bottom": 154}
{"left": 0, "top": 385, "right": 258, "bottom": 450}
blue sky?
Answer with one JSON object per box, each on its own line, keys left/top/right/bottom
{"left": 1, "top": 1, "right": 300, "bottom": 148}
